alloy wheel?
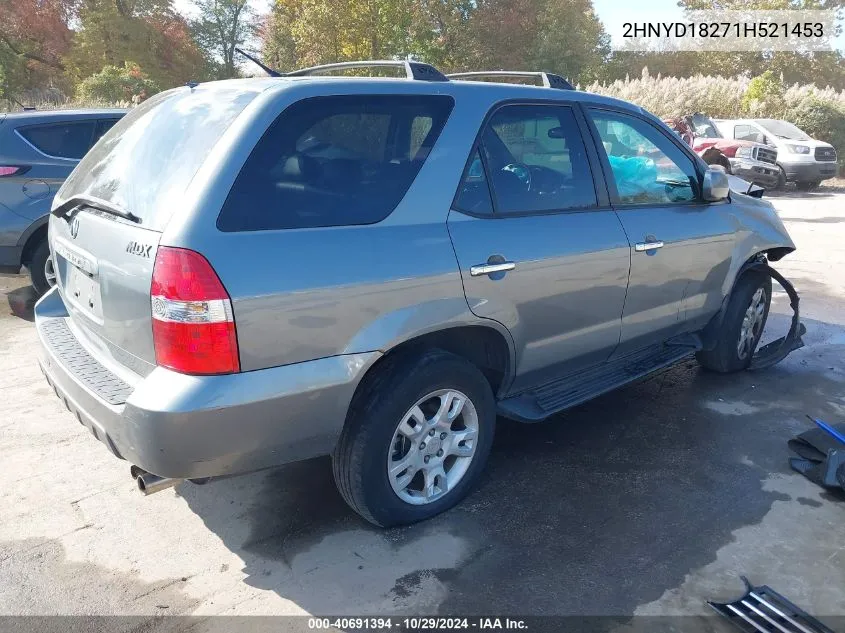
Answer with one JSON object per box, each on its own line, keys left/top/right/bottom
{"left": 44, "top": 256, "right": 57, "bottom": 287}
{"left": 387, "top": 389, "right": 479, "bottom": 505}
{"left": 737, "top": 287, "right": 766, "bottom": 360}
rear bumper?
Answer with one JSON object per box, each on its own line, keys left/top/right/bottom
{"left": 35, "top": 288, "right": 379, "bottom": 479}
{"left": 781, "top": 161, "right": 838, "bottom": 182}
{"left": 729, "top": 158, "right": 780, "bottom": 188}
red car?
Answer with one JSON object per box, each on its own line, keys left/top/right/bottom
{"left": 664, "top": 113, "right": 781, "bottom": 189}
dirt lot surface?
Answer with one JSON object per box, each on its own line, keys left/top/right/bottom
{"left": 1, "top": 190, "right": 844, "bottom": 628}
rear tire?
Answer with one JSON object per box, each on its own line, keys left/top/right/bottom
{"left": 29, "top": 240, "right": 54, "bottom": 296}
{"left": 696, "top": 270, "right": 772, "bottom": 373}
{"left": 332, "top": 349, "right": 496, "bottom": 527}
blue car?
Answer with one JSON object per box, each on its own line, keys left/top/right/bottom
{"left": 0, "top": 108, "right": 126, "bottom": 293}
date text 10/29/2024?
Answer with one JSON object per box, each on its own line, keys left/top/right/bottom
{"left": 308, "top": 618, "right": 529, "bottom": 631}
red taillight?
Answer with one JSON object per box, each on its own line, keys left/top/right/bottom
{"left": 0, "top": 166, "right": 27, "bottom": 177}
{"left": 150, "top": 247, "right": 240, "bottom": 375}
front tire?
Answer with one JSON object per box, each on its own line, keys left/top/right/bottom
{"left": 333, "top": 349, "right": 496, "bottom": 527}
{"left": 696, "top": 270, "right": 772, "bottom": 373}
{"left": 776, "top": 166, "right": 788, "bottom": 190}
{"left": 29, "top": 240, "right": 55, "bottom": 296}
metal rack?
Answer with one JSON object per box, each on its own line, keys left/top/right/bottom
{"left": 285, "top": 60, "right": 449, "bottom": 82}
{"left": 233, "top": 48, "right": 573, "bottom": 89}
{"left": 447, "top": 71, "right": 574, "bottom": 90}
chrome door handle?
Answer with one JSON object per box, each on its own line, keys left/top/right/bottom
{"left": 634, "top": 241, "right": 665, "bottom": 252}
{"left": 470, "top": 262, "right": 516, "bottom": 276}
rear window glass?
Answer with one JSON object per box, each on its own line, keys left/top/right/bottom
{"left": 58, "top": 86, "right": 259, "bottom": 230}
{"left": 217, "top": 95, "right": 454, "bottom": 232}
{"left": 19, "top": 121, "right": 96, "bottom": 160}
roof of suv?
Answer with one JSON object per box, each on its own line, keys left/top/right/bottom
{"left": 202, "top": 75, "right": 648, "bottom": 117}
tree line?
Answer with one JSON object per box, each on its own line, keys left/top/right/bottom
{"left": 2, "top": 0, "right": 844, "bottom": 107}
{"left": 0, "top": 0, "right": 255, "bottom": 105}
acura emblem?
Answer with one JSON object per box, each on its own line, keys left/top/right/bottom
{"left": 69, "top": 216, "right": 80, "bottom": 239}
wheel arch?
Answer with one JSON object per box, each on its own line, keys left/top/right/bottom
{"left": 351, "top": 323, "right": 515, "bottom": 400}
{"left": 701, "top": 250, "right": 775, "bottom": 351}
{"left": 18, "top": 217, "right": 48, "bottom": 267}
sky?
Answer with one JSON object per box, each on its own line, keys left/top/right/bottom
{"left": 173, "top": 0, "right": 271, "bottom": 20}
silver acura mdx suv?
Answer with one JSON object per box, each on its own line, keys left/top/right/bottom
{"left": 36, "top": 62, "right": 797, "bottom": 527}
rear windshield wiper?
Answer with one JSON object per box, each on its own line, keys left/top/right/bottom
{"left": 52, "top": 194, "right": 141, "bottom": 224}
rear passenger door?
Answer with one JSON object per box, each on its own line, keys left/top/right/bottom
{"left": 584, "top": 107, "right": 737, "bottom": 356}
{"left": 447, "top": 102, "right": 631, "bottom": 394}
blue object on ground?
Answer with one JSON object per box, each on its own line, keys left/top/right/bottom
{"left": 808, "top": 416, "right": 845, "bottom": 445}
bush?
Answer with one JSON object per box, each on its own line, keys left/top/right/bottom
{"left": 785, "top": 95, "right": 845, "bottom": 171}
{"left": 76, "top": 63, "right": 159, "bottom": 103}
{"left": 741, "top": 70, "right": 785, "bottom": 116}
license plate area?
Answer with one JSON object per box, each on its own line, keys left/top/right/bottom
{"left": 65, "top": 264, "right": 104, "bottom": 322}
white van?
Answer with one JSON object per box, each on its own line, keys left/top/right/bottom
{"left": 715, "top": 118, "right": 838, "bottom": 189}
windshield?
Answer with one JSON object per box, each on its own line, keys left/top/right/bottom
{"left": 754, "top": 119, "right": 810, "bottom": 141}
{"left": 691, "top": 113, "right": 722, "bottom": 139}
{"left": 57, "top": 85, "right": 260, "bottom": 230}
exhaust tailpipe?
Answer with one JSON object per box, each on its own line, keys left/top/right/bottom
{"left": 130, "top": 466, "right": 183, "bottom": 496}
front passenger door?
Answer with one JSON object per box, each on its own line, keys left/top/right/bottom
{"left": 586, "top": 108, "right": 737, "bottom": 357}
{"left": 448, "top": 103, "right": 631, "bottom": 393}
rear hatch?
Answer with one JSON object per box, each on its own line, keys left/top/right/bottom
{"left": 49, "top": 84, "right": 260, "bottom": 374}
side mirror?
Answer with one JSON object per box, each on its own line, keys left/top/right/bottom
{"left": 703, "top": 166, "right": 730, "bottom": 201}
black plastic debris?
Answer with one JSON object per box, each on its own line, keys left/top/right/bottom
{"left": 709, "top": 576, "right": 835, "bottom": 633}
{"left": 747, "top": 264, "right": 806, "bottom": 371}
{"left": 789, "top": 417, "right": 845, "bottom": 492}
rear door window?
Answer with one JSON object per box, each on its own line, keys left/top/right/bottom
{"left": 454, "top": 148, "right": 494, "bottom": 215}
{"left": 478, "top": 104, "right": 597, "bottom": 214}
{"left": 18, "top": 121, "right": 96, "bottom": 160}
{"left": 217, "top": 95, "right": 454, "bottom": 231}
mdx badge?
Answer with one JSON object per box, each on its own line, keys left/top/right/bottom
{"left": 126, "top": 241, "right": 152, "bottom": 258}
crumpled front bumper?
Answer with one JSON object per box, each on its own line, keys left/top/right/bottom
{"left": 730, "top": 158, "right": 781, "bottom": 188}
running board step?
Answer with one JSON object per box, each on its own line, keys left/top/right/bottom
{"left": 709, "top": 576, "right": 835, "bottom": 633}
{"left": 498, "top": 343, "right": 697, "bottom": 422}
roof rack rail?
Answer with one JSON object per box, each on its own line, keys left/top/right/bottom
{"left": 285, "top": 60, "right": 448, "bottom": 82}
{"left": 447, "top": 71, "right": 574, "bottom": 90}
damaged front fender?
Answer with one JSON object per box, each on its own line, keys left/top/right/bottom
{"left": 712, "top": 194, "right": 804, "bottom": 369}
{"left": 722, "top": 193, "right": 795, "bottom": 300}
{"left": 733, "top": 192, "right": 796, "bottom": 260}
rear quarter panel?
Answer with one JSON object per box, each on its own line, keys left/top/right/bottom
{"left": 0, "top": 201, "right": 32, "bottom": 249}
